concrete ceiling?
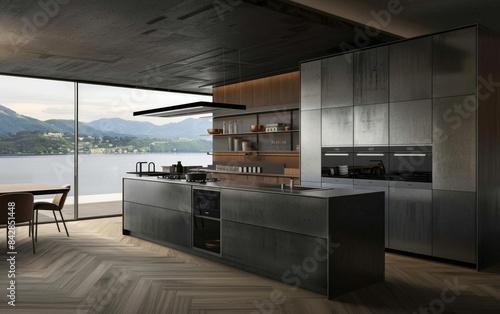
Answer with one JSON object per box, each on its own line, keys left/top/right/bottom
{"left": 0, "top": 0, "right": 497, "bottom": 95}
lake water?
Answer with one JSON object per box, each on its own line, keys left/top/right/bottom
{"left": 0, "top": 153, "right": 212, "bottom": 201}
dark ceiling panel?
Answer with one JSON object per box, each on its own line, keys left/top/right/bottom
{"left": 0, "top": 0, "right": 400, "bottom": 94}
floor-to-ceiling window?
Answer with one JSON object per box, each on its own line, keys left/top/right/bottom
{"left": 77, "top": 83, "right": 213, "bottom": 218}
{"left": 1, "top": 74, "right": 213, "bottom": 220}
{"left": 0, "top": 75, "right": 75, "bottom": 221}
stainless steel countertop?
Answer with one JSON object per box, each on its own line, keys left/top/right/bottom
{"left": 124, "top": 177, "right": 382, "bottom": 198}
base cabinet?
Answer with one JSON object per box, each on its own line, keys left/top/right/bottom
{"left": 222, "top": 220, "right": 328, "bottom": 294}
{"left": 432, "top": 190, "right": 476, "bottom": 264}
{"left": 353, "top": 180, "right": 389, "bottom": 247}
{"left": 123, "top": 202, "right": 191, "bottom": 248}
{"left": 389, "top": 185, "right": 432, "bottom": 255}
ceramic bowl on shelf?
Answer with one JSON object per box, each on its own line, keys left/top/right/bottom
{"left": 207, "top": 128, "right": 223, "bottom": 134}
{"left": 250, "top": 124, "right": 264, "bottom": 132}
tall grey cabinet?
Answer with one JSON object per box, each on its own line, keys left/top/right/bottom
{"left": 299, "top": 25, "right": 500, "bottom": 270}
{"left": 300, "top": 60, "right": 322, "bottom": 186}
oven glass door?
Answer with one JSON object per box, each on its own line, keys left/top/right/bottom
{"left": 352, "top": 147, "right": 389, "bottom": 180}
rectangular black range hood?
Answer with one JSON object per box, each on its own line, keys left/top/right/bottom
{"left": 133, "top": 101, "right": 246, "bottom": 118}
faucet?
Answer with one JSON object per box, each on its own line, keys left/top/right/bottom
{"left": 136, "top": 161, "right": 147, "bottom": 173}
{"left": 280, "top": 179, "right": 295, "bottom": 191}
{"left": 148, "top": 162, "right": 156, "bottom": 172}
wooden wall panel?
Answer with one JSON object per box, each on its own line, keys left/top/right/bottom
{"left": 213, "top": 71, "right": 300, "bottom": 109}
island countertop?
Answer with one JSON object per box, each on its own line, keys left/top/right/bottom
{"left": 124, "top": 176, "right": 379, "bottom": 198}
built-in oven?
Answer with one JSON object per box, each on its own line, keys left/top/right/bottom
{"left": 388, "top": 146, "right": 432, "bottom": 182}
{"left": 352, "top": 146, "right": 389, "bottom": 180}
{"left": 321, "top": 147, "right": 354, "bottom": 178}
{"left": 192, "top": 188, "right": 221, "bottom": 255}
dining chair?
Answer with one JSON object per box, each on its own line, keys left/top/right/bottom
{"left": 34, "top": 184, "right": 71, "bottom": 241}
{"left": 0, "top": 193, "right": 36, "bottom": 254}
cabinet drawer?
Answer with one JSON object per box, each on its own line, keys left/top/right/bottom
{"left": 389, "top": 181, "right": 432, "bottom": 189}
{"left": 353, "top": 179, "right": 389, "bottom": 187}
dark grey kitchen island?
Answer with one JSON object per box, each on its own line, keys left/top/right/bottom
{"left": 122, "top": 177, "right": 385, "bottom": 299}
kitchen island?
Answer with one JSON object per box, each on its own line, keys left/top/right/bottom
{"left": 122, "top": 177, "right": 385, "bottom": 299}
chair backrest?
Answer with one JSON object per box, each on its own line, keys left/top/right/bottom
{"left": 53, "top": 184, "right": 71, "bottom": 209}
{"left": 0, "top": 193, "right": 34, "bottom": 225}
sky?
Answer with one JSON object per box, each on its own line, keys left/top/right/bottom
{"left": 0, "top": 75, "right": 212, "bottom": 125}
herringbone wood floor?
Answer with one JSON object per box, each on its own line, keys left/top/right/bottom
{"left": 1, "top": 217, "right": 499, "bottom": 313}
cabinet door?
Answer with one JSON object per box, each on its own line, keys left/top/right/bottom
{"left": 301, "top": 109, "right": 321, "bottom": 185}
{"left": 322, "top": 54, "right": 353, "bottom": 108}
{"left": 301, "top": 60, "right": 321, "bottom": 111}
{"left": 433, "top": 190, "right": 476, "bottom": 264}
{"left": 353, "top": 180, "right": 389, "bottom": 247}
{"left": 354, "top": 46, "right": 389, "bottom": 106}
{"left": 433, "top": 26, "right": 476, "bottom": 98}
{"left": 389, "top": 99, "right": 432, "bottom": 145}
{"left": 389, "top": 186, "right": 432, "bottom": 255}
{"left": 223, "top": 220, "right": 328, "bottom": 294}
{"left": 354, "top": 103, "right": 389, "bottom": 146}
{"left": 123, "top": 202, "right": 191, "bottom": 248}
{"left": 390, "top": 37, "right": 432, "bottom": 102}
{"left": 322, "top": 107, "right": 353, "bottom": 146}
{"left": 432, "top": 95, "right": 476, "bottom": 191}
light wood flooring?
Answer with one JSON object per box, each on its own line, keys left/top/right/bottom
{"left": 1, "top": 217, "right": 499, "bottom": 313}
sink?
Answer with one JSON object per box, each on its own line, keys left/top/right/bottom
{"left": 284, "top": 186, "right": 318, "bottom": 191}
{"left": 242, "top": 182, "right": 320, "bottom": 192}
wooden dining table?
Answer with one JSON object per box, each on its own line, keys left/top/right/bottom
{"left": 0, "top": 183, "right": 69, "bottom": 196}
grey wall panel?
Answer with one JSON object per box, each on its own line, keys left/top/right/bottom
{"left": 301, "top": 109, "right": 321, "bottom": 184}
{"left": 389, "top": 187, "right": 432, "bottom": 255}
{"left": 301, "top": 60, "right": 321, "bottom": 111}
{"left": 322, "top": 54, "right": 353, "bottom": 108}
{"left": 389, "top": 99, "right": 432, "bottom": 145}
{"left": 124, "top": 202, "right": 191, "bottom": 248}
{"left": 433, "top": 190, "right": 476, "bottom": 264}
{"left": 354, "top": 103, "right": 389, "bottom": 145}
{"left": 432, "top": 95, "right": 476, "bottom": 191}
{"left": 354, "top": 46, "right": 389, "bottom": 105}
{"left": 123, "top": 179, "right": 192, "bottom": 212}
{"left": 322, "top": 107, "right": 353, "bottom": 146}
{"left": 222, "top": 189, "right": 327, "bottom": 237}
{"left": 390, "top": 37, "right": 432, "bottom": 102}
{"left": 223, "top": 220, "right": 327, "bottom": 294}
{"left": 433, "top": 27, "right": 476, "bottom": 98}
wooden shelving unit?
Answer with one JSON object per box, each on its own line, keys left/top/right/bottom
{"left": 208, "top": 106, "right": 300, "bottom": 184}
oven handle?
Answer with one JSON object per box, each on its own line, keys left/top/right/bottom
{"left": 324, "top": 153, "right": 349, "bottom": 156}
{"left": 393, "top": 153, "right": 427, "bottom": 157}
{"left": 356, "top": 153, "right": 385, "bottom": 157}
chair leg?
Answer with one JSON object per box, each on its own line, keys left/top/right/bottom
{"left": 52, "top": 211, "right": 61, "bottom": 232}
{"left": 31, "top": 220, "right": 36, "bottom": 254}
{"left": 35, "top": 209, "right": 39, "bottom": 242}
{"left": 58, "top": 211, "right": 70, "bottom": 237}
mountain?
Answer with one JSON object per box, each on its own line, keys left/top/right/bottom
{"left": 0, "top": 104, "right": 61, "bottom": 134}
{"left": 45, "top": 119, "right": 127, "bottom": 137}
{"left": 87, "top": 117, "right": 212, "bottom": 139}
{"left": 0, "top": 104, "right": 212, "bottom": 139}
